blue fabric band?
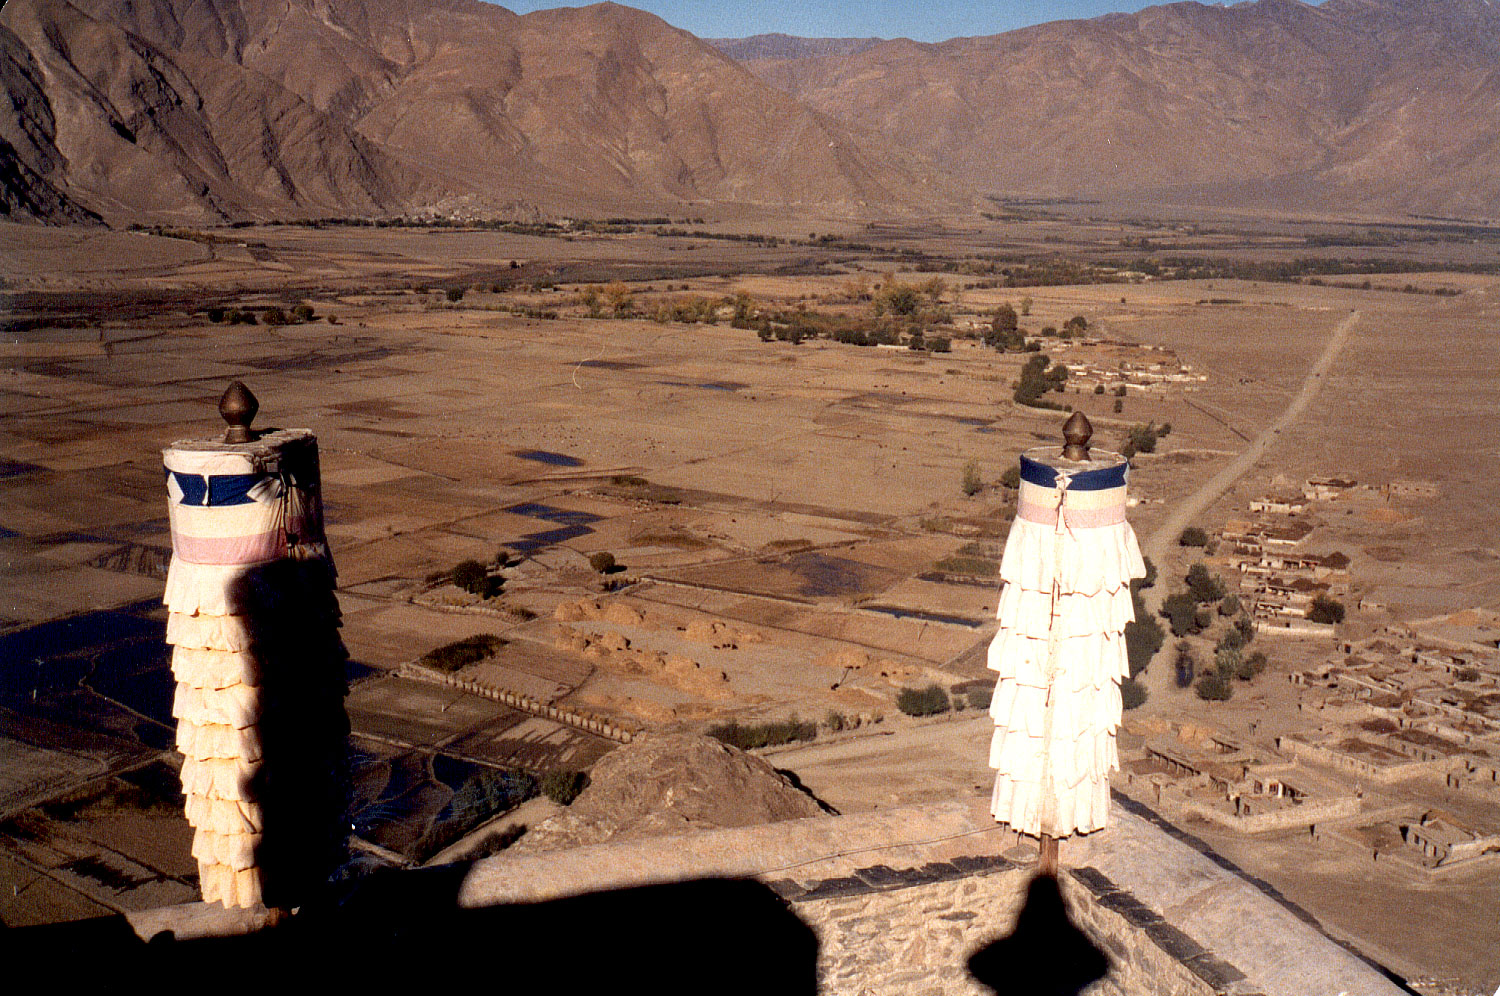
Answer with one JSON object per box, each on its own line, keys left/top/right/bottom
{"left": 1018, "top": 454, "right": 1129, "bottom": 491}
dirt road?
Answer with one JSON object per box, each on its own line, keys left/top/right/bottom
{"left": 1138, "top": 308, "right": 1360, "bottom": 693}
{"left": 1143, "top": 309, "right": 1361, "bottom": 565}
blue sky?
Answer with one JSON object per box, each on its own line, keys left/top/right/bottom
{"left": 488, "top": 1, "right": 1194, "bottom": 42}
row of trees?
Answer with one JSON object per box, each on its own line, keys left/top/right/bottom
{"left": 1153, "top": 562, "right": 1274, "bottom": 701}
{"left": 206, "top": 303, "right": 318, "bottom": 325}
{"left": 1122, "top": 556, "right": 1162, "bottom": 710}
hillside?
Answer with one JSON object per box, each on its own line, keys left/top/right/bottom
{"left": 0, "top": 0, "right": 960, "bottom": 223}
{"left": 744, "top": 0, "right": 1500, "bottom": 217}
{"left": 707, "top": 33, "right": 881, "bottom": 61}
{"left": 4, "top": 0, "right": 1499, "bottom": 223}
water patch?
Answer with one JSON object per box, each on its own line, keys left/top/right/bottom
{"left": 513, "top": 450, "right": 584, "bottom": 467}
{"left": 918, "top": 571, "right": 999, "bottom": 588}
{"left": 241, "top": 345, "right": 404, "bottom": 372}
{"left": 575, "top": 360, "right": 644, "bottom": 370}
{"left": 504, "top": 502, "right": 603, "bottom": 525}
{"left": 0, "top": 459, "right": 44, "bottom": 480}
{"left": 90, "top": 543, "right": 172, "bottom": 579}
{"left": 861, "top": 605, "right": 985, "bottom": 628}
{"left": 510, "top": 524, "right": 593, "bottom": 554}
{"left": 657, "top": 380, "right": 747, "bottom": 392}
{"left": 785, "top": 553, "right": 872, "bottom": 598}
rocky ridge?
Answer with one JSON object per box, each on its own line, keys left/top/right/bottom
{"left": 509, "top": 732, "right": 829, "bottom": 855}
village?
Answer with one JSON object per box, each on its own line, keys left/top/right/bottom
{"left": 1115, "top": 471, "right": 1500, "bottom": 877}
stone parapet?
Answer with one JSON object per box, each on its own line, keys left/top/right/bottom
{"left": 123, "top": 797, "right": 1406, "bottom": 995}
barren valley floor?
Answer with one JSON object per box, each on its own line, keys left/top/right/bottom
{"left": 2, "top": 219, "right": 1498, "bottom": 992}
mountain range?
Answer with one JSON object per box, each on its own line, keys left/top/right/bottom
{"left": 2, "top": 0, "right": 1497, "bottom": 224}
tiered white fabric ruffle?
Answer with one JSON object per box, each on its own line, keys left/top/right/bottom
{"left": 168, "top": 604, "right": 268, "bottom": 908}
{"left": 987, "top": 466, "right": 1146, "bottom": 838}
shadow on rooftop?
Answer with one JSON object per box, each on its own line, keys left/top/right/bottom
{"left": 968, "top": 873, "right": 1109, "bottom": 996}
{"left": 5, "top": 872, "right": 819, "bottom": 994}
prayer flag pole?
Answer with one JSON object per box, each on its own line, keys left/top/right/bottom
{"left": 163, "top": 383, "right": 349, "bottom": 912}
{"left": 987, "top": 413, "right": 1146, "bottom": 874}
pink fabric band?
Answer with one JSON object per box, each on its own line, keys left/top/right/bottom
{"left": 172, "top": 531, "right": 285, "bottom": 565}
{"left": 1016, "top": 500, "right": 1127, "bottom": 528}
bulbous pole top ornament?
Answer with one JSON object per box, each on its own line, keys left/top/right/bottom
{"left": 219, "top": 381, "right": 259, "bottom": 444}
{"left": 1061, "top": 411, "right": 1092, "bottom": 462}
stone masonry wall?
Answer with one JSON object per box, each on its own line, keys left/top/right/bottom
{"left": 777, "top": 856, "right": 1255, "bottom": 996}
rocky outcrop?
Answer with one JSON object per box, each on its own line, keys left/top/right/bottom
{"left": 510, "top": 732, "right": 826, "bottom": 854}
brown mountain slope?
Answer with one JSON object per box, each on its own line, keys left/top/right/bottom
{"left": 0, "top": 22, "right": 99, "bottom": 222}
{"left": 706, "top": 34, "right": 881, "bottom": 62}
{"left": 351, "top": 3, "right": 958, "bottom": 215}
{"left": 0, "top": 0, "right": 964, "bottom": 223}
{"left": 747, "top": 0, "right": 1500, "bottom": 217}
{"left": 1, "top": 0, "right": 438, "bottom": 223}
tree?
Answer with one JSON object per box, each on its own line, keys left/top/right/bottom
{"left": 1014, "top": 355, "right": 1065, "bottom": 409}
{"left": 1128, "top": 423, "right": 1159, "bottom": 454}
{"left": 1019, "top": 296, "right": 1033, "bottom": 316}
{"left": 1215, "top": 645, "right": 1242, "bottom": 678}
{"left": 1195, "top": 672, "right": 1233, "bottom": 701}
{"left": 580, "top": 285, "right": 603, "bottom": 317}
{"left": 961, "top": 460, "right": 983, "bottom": 497}
{"left": 1186, "top": 563, "right": 1227, "bottom": 603}
{"left": 446, "top": 286, "right": 465, "bottom": 302}
{"left": 1178, "top": 527, "right": 1209, "bottom": 548}
{"left": 1218, "top": 593, "right": 1242, "bottom": 617}
{"left": 1217, "top": 627, "right": 1247, "bottom": 653}
{"left": 450, "top": 559, "right": 487, "bottom": 593}
{"left": 604, "top": 282, "right": 633, "bottom": 317}
{"left": 730, "top": 290, "right": 757, "bottom": 328}
{"left": 1125, "top": 615, "right": 1165, "bottom": 676}
{"left": 1121, "top": 678, "right": 1147, "bottom": 710}
{"left": 1308, "top": 595, "right": 1345, "bottom": 624}
{"left": 1132, "top": 555, "right": 1158, "bottom": 592}
{"left": 588, "top": 551, "right": 617, "bottom": 574}
{"left": 897, "top": 684, "right": 951, "bottom": 716}
{"left": 876, "top": 279, "right": 920, "bottom": 316}
{"left": 991, "top": 303, "right": 1018, "bottom": 335}
{"left": 1000, "top": 466, "right": 1021, "bottom": 490}
{"left": 541, "top": 770, "right": 589, "bottom": 805}
{"left": 1162, "top": 592, "right": 1202, "bottom": 637}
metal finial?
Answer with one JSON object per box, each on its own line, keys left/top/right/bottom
{"left": 1061, "top": 411, "right": 1092, "bottom": 461}
{"left": 220, "top": 381, "right": 259, "bottom": 444}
